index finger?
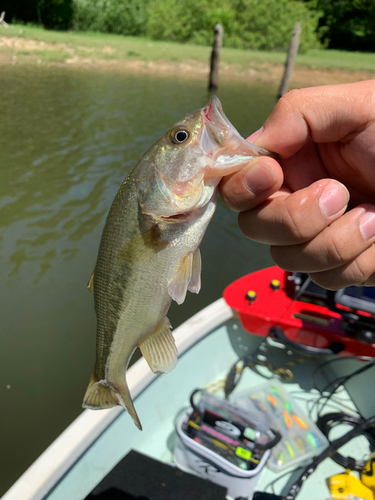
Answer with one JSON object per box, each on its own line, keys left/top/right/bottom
{"left": 253, "top": 80, "right": 375, "bottom": 158}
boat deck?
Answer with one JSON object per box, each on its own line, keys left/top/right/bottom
{"left": 44, "top": 312, "right": 371, "bottom": 500}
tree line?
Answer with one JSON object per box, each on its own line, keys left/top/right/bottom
{"left": 3, "top": 0, "right": 375, "bottom": 52}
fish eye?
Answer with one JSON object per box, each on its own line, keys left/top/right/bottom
{"left": 171, "top": 128, "right": 190, "bottom": 145}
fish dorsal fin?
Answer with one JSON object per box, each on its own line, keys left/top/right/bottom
{"left": 87, "top": 272, "right": 94, "bottom": 294}
{"left": 187, "top": 248, "right": 201, "bottom": 294}
{"left": 140, "top": 318, "right": 178, "bottom": 374}
{"left": 168, "top": 252, "right": 193, "bottom": 305}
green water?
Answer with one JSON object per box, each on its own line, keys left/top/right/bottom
{"left": 0, "top": 64, "right": 276, "bottom": 495}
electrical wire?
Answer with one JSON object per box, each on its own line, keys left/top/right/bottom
{"left": 314, "top": 361, "right": 375, "bottom": 419}
{"left": 311, "top": 355, "right": 375, "bottom": 388}
{"left": 316, "top": 412, "right": 375, "bottom": 470}
{"left": 290, "top": 391, "right": 357, "bottom": 419}
{"left": 263, "top": 469, "right": 298, "bottom": 495}
{"left": 280, "top": 356, "right": 375, "bottom": 498}
{"left": 224, "top": 355, "right": 308, "bottom": 398}
{"left": 309, "top": 355, "right": 375, "bottom": 419}
{"left": 285, "top": 414, "right": 375, "bottom": 500}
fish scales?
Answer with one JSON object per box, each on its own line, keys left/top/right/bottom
{"left": 93, "top": 176, "right": 144, "bottom": 375}
{"left": 83, "top": 96, "right": 272, "bottom": 429}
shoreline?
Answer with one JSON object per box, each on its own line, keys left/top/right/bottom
{"left": 1, "top": 34, "right": 375, "bottom": 88}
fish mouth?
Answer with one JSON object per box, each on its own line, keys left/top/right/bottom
{"left": 201, "top": 96, "right": 235, "bottom": 153}
{"left": 201, "top": 95, "right": 263, "bottom": 154}
{"left": 200, "top": 95, "right": 272, "bottom": 177}
{"left": 158, "top": 212, "right": 190, "bottom": 222}
{"left": 202, "top": 95, "right": 232, "bottom": 131}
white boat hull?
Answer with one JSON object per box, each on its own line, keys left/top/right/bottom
{"left": 2, "top": 298, "right": 233, "bottom": 500}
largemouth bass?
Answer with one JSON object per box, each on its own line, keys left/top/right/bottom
{"left": 83, "top": 96, "right": 271, "bottom": 429}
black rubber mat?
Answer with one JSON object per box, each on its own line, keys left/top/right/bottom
{"left": 85, "top": 449, "right": 228, "bottom": 500}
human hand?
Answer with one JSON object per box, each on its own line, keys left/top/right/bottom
{"left": 219, "top": 80, "right": 375, "bottom": 289}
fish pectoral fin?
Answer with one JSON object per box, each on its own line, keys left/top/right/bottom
{"left": 87, "top": 272, "right": 94, "bottom": 294}
{"left": 187, "top": 248, "right": 201, "bottom": 294}
{"left": 140, "top": 318, "right": 178, "bottom": 375}
{"left": 82, "top": 371, "right": 118, "bottom": 408}
{"left": 168, "top": 249, "right": 201, "bottom": 303}
{"left": 168, "top": 252, "right": 193, "bottom": 305}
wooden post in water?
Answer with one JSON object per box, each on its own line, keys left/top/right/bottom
{"left": 0, "top": 11, "right": 8, "bottom": 27}
{"left": 278, "top": 22, "right": 301, "bottom": 99}
{"left": 208, "top": 24, "right": 223, "bottom": 92}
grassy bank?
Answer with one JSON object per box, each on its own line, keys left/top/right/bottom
{"left": 1, "top": 24, "right": 375, "bottom": 73}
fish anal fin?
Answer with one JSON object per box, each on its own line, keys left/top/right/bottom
{"left": 168, "top": 253, "right": 192, "bottom": 305}
{"left": 187, "top": 248, "right": 201, "bottom": 294}
{"left": 140, "top": 318, "right": 178, "bottom": 375}
{"left": 82, "top": 371, "right": 118, "bottom": 409}
{"left": 87, "top": 272, "right": 94, "bottom": 294}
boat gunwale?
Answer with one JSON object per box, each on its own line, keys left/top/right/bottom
{"left": 2, "top": 298, "right": 233, "bottom": 500}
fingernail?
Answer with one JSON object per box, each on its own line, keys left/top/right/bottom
{"left": 360, "top": 208, "right": 375, "bottom": 241}
{"left": 319, "top": 183, "right": 349, "bottom": 218}
{"left": 247, "top": 126, "right": 264, "bottom": 144}
{"left": 244, "top": 162, "right": 276, "bottom": 196}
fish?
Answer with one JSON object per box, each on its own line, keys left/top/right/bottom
{"left": 82, "top": 96, "right": 271, "bottom": 429}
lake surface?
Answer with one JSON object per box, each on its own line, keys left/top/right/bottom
{"left": 0, "top": 64, "right": 277, "bottom": 494}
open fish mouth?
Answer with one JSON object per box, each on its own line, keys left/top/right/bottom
{"left": 201, "top": 95, "right": 272, "bottom": 176}
{"left": 201, "top": 95, "right": 266, "bottom": 154}
{"left": 202, "top": 95, "right": 233, "bottom": 132}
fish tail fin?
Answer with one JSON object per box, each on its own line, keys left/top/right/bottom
{"left": 82, "top": 371, "right": 118, "bottom": 409}
{"left": 82, "top": 371, "right": 142, "bottom": 431}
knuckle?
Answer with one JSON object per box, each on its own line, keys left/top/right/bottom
{"left": 325, "top": 236, "right": 347, "bottom": 265}
{"left": 349, "top": 259, "right": 372, "bottom": 285}
{"left": 308, "top": 273, "right": 339, "bottom": 291}
{"left": 220, "top": 191, "right": 241, "bottom": 212}
{"left": 238, "top": 211, "right": 251, "bottom": 237}
{"left": 308, "top": 246, "right": 375, "bottom": 289}
{"left": 363, "top": 272, "right": 375, "bottom": 286}
{"left": 270, "top": 246, "right": 297, "bottom": 271}
{"left": 219, "top": 185, "right": 243, "bottom": 212}
{"left": 269, "top": 246, "right": 284, "bottom": 267}
{"left": 282, "top": 201, "right": 307, "bottom": 242}
{"left": 219, "top": 174, "right": 253, "bottom": 212}
{"left": 279, "top": 89, "right": 302, "bottom": 108}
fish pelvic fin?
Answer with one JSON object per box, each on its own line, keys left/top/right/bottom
{"left": 140, "top": 317, "right": 178, "bottom": 375}
{"left": 82, "top": 371, "right": 142, "bottom": 430}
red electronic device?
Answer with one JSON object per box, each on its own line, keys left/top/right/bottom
{"left": 223, "top": 266, "right": 375, "bottom": 357}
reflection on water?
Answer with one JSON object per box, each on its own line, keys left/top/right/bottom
{"left": 0, "top": 64, "right": 276, "bottom": 495}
